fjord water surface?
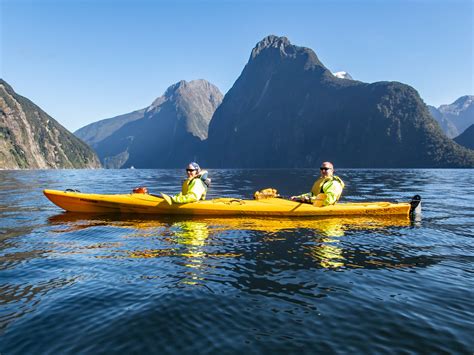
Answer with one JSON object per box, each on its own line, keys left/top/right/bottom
{"left": 1, "top": 169, "right": 473, "bottom": 354}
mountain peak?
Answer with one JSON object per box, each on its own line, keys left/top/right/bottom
{"left": 452, "top": 95, "right": 474, "bottom": 108}
{"left": 90, "top": 78, "right": 223, "bottom": 168}
{"left": 150, "top": 80, "right": 193, "bottom": 107}
{"left": 438, "top": 95, "right": 474, "bottom": 117}
{"left": 249, "top": 35, "right": 324, "bottom": 70}
{"left": 162, "top": 79, "right": 189, "bottom": 99}
{"left": 439, "top": 95, "right": 474, "bottom": 112}
{"left": 150, "top": 79, "right": 222, "bottom": 109}
{"left": 207, "top": 36, "right": 474, "bottom": 168}
{"left": 251, "top": 35, "right": 291, "bottom": 57}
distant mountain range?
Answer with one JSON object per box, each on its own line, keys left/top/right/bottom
{"left": 77, "top": 80, "right": 222, "bottom": 168}
{"left": 75, "top": 35, "right": 474, "bottom": 168}
{"left": 328, "top": 77, "right": 473, "bottom": 140}
{"left": 428, "top": 96, "right": 473, "bottom": 138}
{"left": 0, "top": 79, "right": 100, "bottom": 169}
{"left": 75, "top": 108, "right": 147, "bottom": 149}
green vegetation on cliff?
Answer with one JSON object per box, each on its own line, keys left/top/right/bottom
{"left": 0, "top": 79, "right": 101, "bottom": 169}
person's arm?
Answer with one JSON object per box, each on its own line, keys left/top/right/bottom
{"left": 291, "top": 178, "right": 324, "bottom": 202}
{"left": 290, "top": 192, "right": 314, "bottom": 202}
{"left": 171, "top": 180, "right": 206, "bottom": 204}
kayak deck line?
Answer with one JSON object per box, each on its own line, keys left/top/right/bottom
{"left": 43, "top": 189, "right": 419, "bottom": 217}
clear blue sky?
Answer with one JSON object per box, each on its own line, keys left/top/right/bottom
{"left": 1, "top": 0, "right": 472, "bottom": 131}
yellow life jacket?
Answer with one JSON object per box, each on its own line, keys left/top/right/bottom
{"left": 181, "top": 172, "right": 209, "bottom": 200}
{"left": 311, "top": 176, "right": 344, "bottom": 195}
{"left": 310, "top": 175, "right": 345, "bottom": 206}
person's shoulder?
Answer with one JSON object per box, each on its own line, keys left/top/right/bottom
{"left": 333, "top": 175, "right": 344, "bottom": 185}
{"left": 192, "top": 177, "right": 206, "bottom": 186}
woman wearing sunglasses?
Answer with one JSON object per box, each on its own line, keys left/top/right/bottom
{"left": 290, "top": 162, "right": 344, "bottom": 206}
{"left": 171, "top": 162, "right": 210, "bottom": 204}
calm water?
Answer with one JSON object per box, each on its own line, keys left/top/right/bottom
{"left": 1, "top": 169, "right": 473, "bottom": 354}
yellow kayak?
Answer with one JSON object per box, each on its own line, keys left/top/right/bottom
{"left": 43, "top": 189, "right": 420, "bottom": 217}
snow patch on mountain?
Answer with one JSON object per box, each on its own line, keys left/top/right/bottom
{"left": 332, "top": 71, "right": 353, "bottom": 80}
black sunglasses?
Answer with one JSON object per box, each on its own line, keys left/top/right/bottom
{"left": 186, "top": 169, "right": 196, "bottom": 172}
{"left": 320, "top": 167, "right": 332, "bottom": 171}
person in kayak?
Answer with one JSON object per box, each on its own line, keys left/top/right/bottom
{"left": 290, "top": 161, "right": 344, "bottom": 206}
{"left": 171, "top": 162, "right": 210, "bottom": 204}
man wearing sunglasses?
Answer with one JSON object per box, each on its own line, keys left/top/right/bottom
{"left": 171, "top": 162, "right": 210, "bottom": 204}
{"left": 290, "top": 162, "right": 344, "bottom": 206}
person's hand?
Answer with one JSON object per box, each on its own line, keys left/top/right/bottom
{"left": 290, "top": 196, "right": 296, "bottom": 201}
{"left": 303, "top": 196, "right": 310, "bottom": 203}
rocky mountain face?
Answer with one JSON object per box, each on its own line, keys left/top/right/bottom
{"left": 454, "top": 124, "right": 474, "bottom": 150}
{"left": 429, "top": 96, "right": 474, "bottom": 138}
{"left": 0, "top": 79, "right": 101, "bottom": 169}
{"left": 93, "top": 80, "right": 222, "bottom": 168}
{"left": 204, "top": 35, "right": 474, "bottom": 168}
{"left": 75, "top": 108, "right": 146, "bottom": 148}
{"left": 428, "top": 105, "right": 458, "bottom": 139}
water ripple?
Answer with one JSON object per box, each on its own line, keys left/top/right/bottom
{"left": 0, "top": 169, "right": 473, "bottom": 354}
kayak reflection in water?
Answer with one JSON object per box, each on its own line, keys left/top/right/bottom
{"left": 305, "top": 219, "right": 345, "bottom": 269}
{"left": 290, "top": 161, "right": 345, "bottom": 206}
{"left": 172, "top": 221, "right": 210, "bottom": 285}
{"left": 172, "top": 220, "right": 209, "bottom": 247}
{"left": 171, "top": 162, "right": 211, "bottom": 204}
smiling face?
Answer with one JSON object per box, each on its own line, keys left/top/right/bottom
{"left": 319, "top": 162, "right": 334, "bottom": 178}
{"left": 186, "top": 164, "right": 198, "bottom": 178}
